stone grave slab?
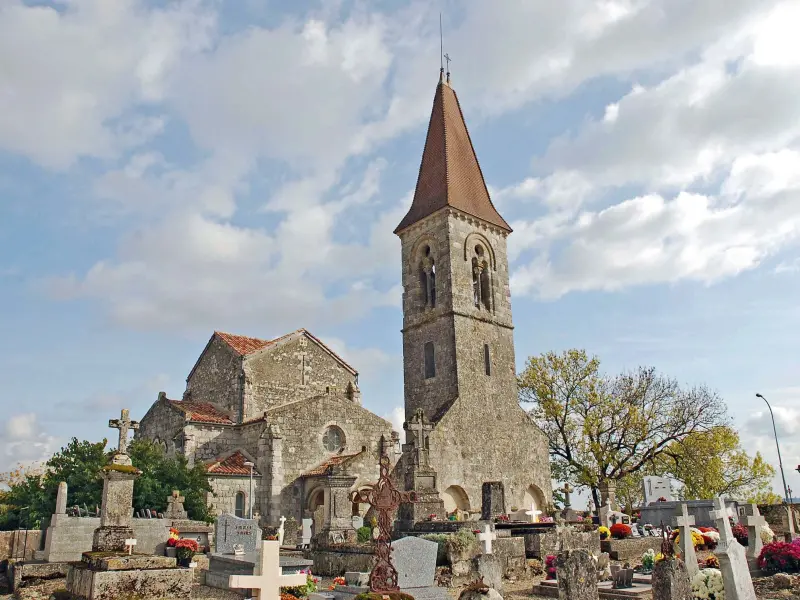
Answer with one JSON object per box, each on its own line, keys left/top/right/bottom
{"left": 557, "top": 550, "right": 598, "bottom": 600}
{"left": 215, "top": 513, "right": 261, "bottom": 554}
{"left": 392, "top": 535, "right": 438, "bottom": 589}
{"left": 534, "top": 580, "right": 652, "bottom": 600}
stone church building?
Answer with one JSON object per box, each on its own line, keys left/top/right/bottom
{"left": 137, "top": 69, "right": 551, "bottom": 533}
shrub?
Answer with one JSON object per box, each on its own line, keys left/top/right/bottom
{"left": 545, "top": 555, "right": 557, "bottom": 580}
{"left": 758, "top": 541, "right": 800, "bottom": 574}
{"left": 731, "top": 523, "right": 748, "bottom": 546}
{"left": 356, "top": 526, "right": 372, "bottom": 544}
{"left": 445, "top": 529, "right": 477, "bottom": 556}
{"left": 597, "top": 526, "right": 610, "bottom": 540}
{"left": 420, "top": 534, "right": 448, "bottom": 565}
{"left": 284, "top": 571, "right": 319, "bottom": 598}
{"left": 610, "top": 523, "right": 632, "bottom": 539}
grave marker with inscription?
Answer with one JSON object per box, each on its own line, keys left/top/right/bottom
{"left": 215, "top": 514, "right": 262, "bottom": 555}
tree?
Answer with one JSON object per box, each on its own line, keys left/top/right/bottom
{"left": 658, "top": 426, "right": 776, "bottom": 502}
{"left": 519, "top": 349, "right": 729, "bottom": 510}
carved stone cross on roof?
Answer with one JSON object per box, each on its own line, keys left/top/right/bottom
{"left": 109, "top": 409, "right": 139, "bottom": 455}
{"left": 351, "top": 451, "right": 417, "bottom": 593}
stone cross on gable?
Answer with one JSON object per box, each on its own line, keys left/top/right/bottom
{"left": 108, "top": 409, "right": 139, "bottom": 455}
{"left": 744, "top": 504, "right": 768, "bottom": 559}
{"left": 525, "top": 503, "right": 542, "bottom": 523}
{"left": 560, "top": 483, "right": 574, "bottom": 508}
{"left": 229, "top": 540, "right": 305, "bottom": 600}
{"left": 673, "top": 503, "right": 698, "bottom": 577}
{"left": 478, "top": 524, "right": 497, "bottom": 555}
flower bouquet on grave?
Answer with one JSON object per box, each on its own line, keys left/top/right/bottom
{"left": 598, "top": 526, "right": 611, "bottom": 540}
{"left": 167, "top": 527, "right": 180, "bottom": 547}
{"left": 174, "top": 538, "right": 199, "bottom": 567}
{"left": 691, "top": 568, "right": 724, "bottom": 600}
{"left": 284, "top": 570, "right": 320, "bottom": 598}
{"left": 328, "top": 576, "right": 346, "bottom": 590}
{"left": 610, "top": 523, "right": 632, "bottom": 539}
{"left": 641, "top": 549, "right": 655, "bottom": 573}
{"left": 760, "top": 523, "right": 776, "bottom": 545}
{"left": 757, "top": 541, "right": 800, "bottom": 573}
{"left": 545, "top": 555, "right": 557, "bottom": 580}
{"left": 496, "top": 514, "right": 509, "bottom": 522}
{"left": 731, "top": 523, "right": 748, "bottom": 546}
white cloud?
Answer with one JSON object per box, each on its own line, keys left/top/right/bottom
{"left": 0, "top": 414, "right": 58, "bottom": 472}
{"left": 384, "top": 406, "right": 406, "bottom": 444}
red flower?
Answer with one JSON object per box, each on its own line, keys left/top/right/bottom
{"left": 610, "top": 524, "right": 632, "bottom": 540}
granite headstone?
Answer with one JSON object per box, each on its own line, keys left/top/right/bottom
{"left": 392, "top": 536, "right": 438, "bottom": 589}
{"left": 652, "top": 558, "right": 693, "bottom": 600}
{"left": 215, "top": 513, "right": 262, "bottom": 555}
{"left": 556, "top": 550, "right": 599, "bottom": 600}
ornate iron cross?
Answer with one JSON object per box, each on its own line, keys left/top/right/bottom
{"left": 351, "top": 452, "right": 417, "bottom": 593}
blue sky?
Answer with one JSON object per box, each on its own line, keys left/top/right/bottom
{"left": 2, "top": 0, "right": 800, "bottom": 500}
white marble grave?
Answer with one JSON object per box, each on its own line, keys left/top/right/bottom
{"left": 710, "top": 497, "right": 756, "bottom": 600}
{"left": 478, "top": 524, "right": 497, "bottom": 555}
{"left": 673, "top": 503, "right": 698, "bottom": 578}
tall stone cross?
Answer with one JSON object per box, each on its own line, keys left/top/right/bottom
{"left": 744, "top": 504, "right": 767, "bottom": 560}
{"left": 673, "top": 503, "right": 698, "bottom": 578}
{"left": 108, "top": 409, "right": 139, "bottom": 455}
{"left": 561, "top": 483, "right": 574, "bottom": 508}
{"left": 710, "top": 497, "right": 757, "bottom": 600}
{"left": 478, "top": 524, "right": 497, "bottom": 555}
{"left": 351, "top": 451, "right": 417, "bottom": 593}
{"left": 278, "top": 516, "right": 286, "bottom": 546}
{"left": 525, "top": 503, "right": 542, "bottom": 523}
{"left": 229, "top": 540, "right": 305, "bottom": 600}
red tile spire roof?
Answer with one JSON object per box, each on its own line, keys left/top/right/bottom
{"left": 394, "top": 70, "right": 511, "bottom": 234}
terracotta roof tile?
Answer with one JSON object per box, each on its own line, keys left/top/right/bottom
{"left": 302, "top": 452, "right": 362, "bottom": 477}
{"left": 395, "top": 72, "right": 511, "bottom": 234}
{"left": 206, "top": 451, "right": 259, "bottom": 476}
{"left": 167, "top": 400, "right": 234, "bottom": 425}
{"left": 215, "top": 331, "right": 275, "bottom": 355}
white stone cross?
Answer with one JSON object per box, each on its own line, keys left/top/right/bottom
{"left": 745, "top": 504, "right": 768, "bottom": 559}
{"left": 709, "top": 497, "right": 737, "bottom": 550}
{"left": 229, "top": 540, "right": 306, "bottom": 600}
{"left": 108, "top": 408, "right": 139, "bottom": 455}
{"left": 525, "top": 503, "right": 542, "bottom": 523}
{"left": 278, "top": 516, "right": 286, "bottom": 546}
{"left": 673, "top": 503, "right": 698, "bottom": 577}
{"left": 478, "top": 524, "right": 497, "bottom": 555}
{"left": 124, "top": 538, "right": 137, "bottom": 555}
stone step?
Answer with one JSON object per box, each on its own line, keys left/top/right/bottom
{"left": 533, "top": 580, "right": 652, "bottom": 599}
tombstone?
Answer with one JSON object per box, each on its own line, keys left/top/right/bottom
{"left": 481, "top": 482, "right": 506, "bottom": 521}
{"left": 301, "top": 518, "right": 313, "bottom": 547}
{"left": 630, "top": 525, "right": 641, "bottom": 538}
{"left": 391, "top": 535, "right": 437, "bottom": 589}
{"left": 229, "top": 540, "right": 306, "bottom": 600}
{"left": 278, "top": 516, "right": 287, "bottom": 546}
{"left": 556, "top": 550, "right": 598, "bottom": 600}
{"left": 743, "top": 504, "right": 767, "bottom": 562}
{"left": 652, "top": 558, "right": 693, "bottom": 600}
{"left": 283, "top": 517, "right": 299, "bottom": 547}
{"left": 672, "top": 503, "right": 698, "bottom": 578}
{"left": 166, "top": 490, "right": 188, "bottom": 520}
{"left": 643, "top": 476, "right": 673, "bottom": 504}
{"left": 215, "top": 513, "right": 262, "bottom": 555}
{"left": 710, "top": 496, "right": 757, "bottom": 600}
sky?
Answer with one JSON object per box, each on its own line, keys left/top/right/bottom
{"left": 1, "top": 0, "right": 800, "bottom": 500}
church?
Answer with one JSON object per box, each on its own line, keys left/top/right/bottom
{"left": 137, "top": 69, "right": 551, "bottom": 532}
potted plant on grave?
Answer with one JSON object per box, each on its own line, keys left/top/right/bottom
{"left": 166, "top": 527, "right": 180, "bottom": 558}
{"left": 174, "top": 538, "right": 199, "bottom": 567}
{"left": 597, "top": 526, "right": 611, "bottom": 541}
{"left": 641, "top": 549, "right": 655, "bottom": 574}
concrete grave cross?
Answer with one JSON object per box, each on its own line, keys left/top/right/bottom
{"left": 108, "top": 409, "right": 139, "bottom": 455}
{"left": 673, "top": 503, "right": 698, "bottom": 578}
{"left": 560, "top": 483, "right": 574, "bottom": 508}
{"left": 525, "top": 503, "right": 542, "bottom": 523}
{"left": 478, "top": 524, "right": 497, "bottom": 555}
{"left": 229, "top": 540, "right": 306, "bottom": 600}
{"left": 709, "top": 497, "right": 757, "bottom": 600}
{"left": 709, "top": 499, "right": 737, "bottom": 550}
{"left": 278, "top": 516, "right": 286, "bottom": 546}
{"left": 124, "top": 538, "right": 137, "bottom": 555}
{"left": 744, "top": 504, "right": 767, "bottom": 559}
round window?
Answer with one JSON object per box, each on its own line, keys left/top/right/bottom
{"left": 322, "top": 426, "right": 344, "bottom": 453}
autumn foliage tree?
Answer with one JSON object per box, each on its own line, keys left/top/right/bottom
{"left": 518, "top": 349, "right": 738, "bottom": 510}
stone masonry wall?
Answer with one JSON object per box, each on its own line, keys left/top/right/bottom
{"left": 137, "top": 398, "right": 186, "bottom": 454}
{"left": 207, "top": 475, "right": 262, "bottom": 517}
{"left": 185, "top": 423, "right": 238, "bottom": 464}
{"left": 186, "top": 335, "right": 244, "bottom": 422}
{"left": 242, "top": 334, "right": 358, "bottom": 420}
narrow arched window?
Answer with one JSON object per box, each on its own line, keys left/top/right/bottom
{"left": 235, "top": 492, "right": 246, "bottom": 518}
{"left": 480, "top": 261, "right": 491, "bottom": 310}
{"left": 472, "top": 257, "right": 481, "bottom": 307}
{"left": 429, "top": 262, "right": 436, "bottom": 308}
{"left": 419, "top": 245, "right": 436, "bottom": 309}
{"left": 484, "top": 344, "right": 491, "bottom": 376}
{"left": 424, "top": 342, "right": 436, "bottom": 379}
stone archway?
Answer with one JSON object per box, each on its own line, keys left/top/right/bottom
{"left": 442, "top": 485, "right": 471, "bottom": 514}
{"left": 523, "top": 484, "right": 546, "bottom": 521}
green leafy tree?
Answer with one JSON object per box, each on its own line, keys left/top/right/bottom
{"left": 519, "top": 349, "right": 729, "bottom": 511}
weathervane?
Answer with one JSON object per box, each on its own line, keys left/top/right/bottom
{"left": 439, "top": 13, "right": 451, "bottom": 82}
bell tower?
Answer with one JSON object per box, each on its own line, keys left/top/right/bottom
{"left": 395, "top": 69, "right": 517, "bottom": 425}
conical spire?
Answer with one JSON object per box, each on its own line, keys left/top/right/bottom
{"left": 394, "top": 73, "right": 511, "bottom": 234}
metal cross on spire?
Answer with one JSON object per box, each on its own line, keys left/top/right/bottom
{"left": 108, "top": 409, "right": 139, "bottom": 455}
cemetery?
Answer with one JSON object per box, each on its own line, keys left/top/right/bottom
{"left": 0, "top": 29, "right": 798, "bottom": 600}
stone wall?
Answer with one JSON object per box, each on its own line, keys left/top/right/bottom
{"left": 207, "top": 475, "right": 262, "bottom": 517}
{"left": 757, "top": 504, "right": 800, "bottom": 534}
{"left": 600, "top": 537, "right": 663, "bottom": 562}
{"left": 523, "top": 529, "right": 600, "bottom": 560}
{"left": 242, "top": 334, "right": 358, "bottom": 420}
{"left": 185, "top": 423, "right": 238, "bottom": 464}
{"left": 0, "top": 530, "right": 42, "bottom": 561}
{"left": 639, "top": 499, "right": 740, "bottom": 529}
{"left": 137, "top": 397, "right": 188, "bottom": 455}
{"left": 311, "top": 547, "right": 375, "bottom": 576}
{"left": 186, "top": 335, "right": 244, "bottom": 422}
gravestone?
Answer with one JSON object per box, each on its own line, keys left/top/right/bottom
{"left": 643, "top": 476, "right": 673, "bottom": 504}
{"left": 556, "top": 550, "right": 598, "bottom": 600}
{"left": 165, "top": 491, "right": 188, "bottom": 520}
{"left": 652, "top": 558, "right": 693, "bottom": 600}
{"left": 710, "top": 497, "right": 756, "bottom": 600}
{"left": 481, "top": 482, "right": 506, "bottom": 521}
{"left": 744, "top": 504, "right": 767, "bottom": 562}
{"left": 215, "top": 514, "right": 262, "bottom": 555}
{"left": 56, "top": 482, "right": 68, "bottom": 515}
{"left": 228, "top": 540, "right": 306, "bottom": 600}
{"left": 301, "top": 518, "right": 312, "bottom": 547}
{"left": 391, "top": 535, "right": 437, "bottom": 589}
{"left": 673, "top": 503, "right": 698, "bottom": 578}
{"left": 283, "top": 517, "right": 299, "bottom": 547}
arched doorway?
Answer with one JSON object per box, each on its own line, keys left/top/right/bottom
{"left": 442, "top": 485, "right": 471, "bottom": 514}
{"left": 522, "top": 484, "right": 545, "bottom": 522}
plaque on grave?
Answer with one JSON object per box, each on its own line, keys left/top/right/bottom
{"left": 215, "top": 513, "right": 262, "bottom": 555}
